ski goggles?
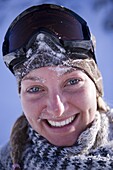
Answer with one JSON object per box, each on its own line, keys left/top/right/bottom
{"left": 2, "top": 4, "right": 96, "bottom": 73}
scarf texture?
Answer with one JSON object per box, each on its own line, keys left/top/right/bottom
{"left": 18, "top": 111, "right": 113, "bottom": 169}
{"left": 1, "top": 110, "right": 113, "bottom": 170}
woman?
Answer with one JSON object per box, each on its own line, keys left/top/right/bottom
{"left": 1, "top": 4, "right": 113, "bottom": 170}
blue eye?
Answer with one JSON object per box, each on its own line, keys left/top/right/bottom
{"left": 27, "top": 86, "right": 42, "bottom": 93}
{"left": 67, "top": 78, "right": 81, "bottom": 86}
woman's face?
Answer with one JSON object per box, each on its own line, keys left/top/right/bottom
{"left": 20, "top": 66, "right": 97, "bottom": 146}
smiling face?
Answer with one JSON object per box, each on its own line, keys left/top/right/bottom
{"left": 20, "top": 66, "right": 97, "bottom": 146}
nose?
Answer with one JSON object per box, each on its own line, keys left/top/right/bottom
{"left": 47, "top": 94, "right": 67, "bottom": 118}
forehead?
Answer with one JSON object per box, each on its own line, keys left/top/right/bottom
{"left": 23, "top": 66, "right": 83, "bottom": 78}
{"left": 21, "top": 66, "right": 88, "bottom": 84}
{"left": 48, "top": 66, "right": 75, "bottom": 76}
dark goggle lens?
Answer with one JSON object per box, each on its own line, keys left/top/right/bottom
{"left": 3, "top": 4, "right": 91, "bottom": 55}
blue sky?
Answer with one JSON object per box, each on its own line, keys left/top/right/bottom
{"left": 0, "top": 0, "right": 113, "bottom": 145}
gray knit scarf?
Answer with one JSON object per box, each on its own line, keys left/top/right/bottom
{"left": 20, "top": 111, "right": 113, "bottom": 170}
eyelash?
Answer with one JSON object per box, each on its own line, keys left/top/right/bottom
{"left": 27, "top": 86, "right": 43, "bottom": 93}
{"left": 26, "top": 78, "right": 82, "bottom": 94}
{"left": 65, "top": 78, "right": 81, "bottom": 86}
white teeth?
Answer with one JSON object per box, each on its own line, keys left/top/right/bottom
{"left": 48, "top": 115, "right": 75, "bottom": 127}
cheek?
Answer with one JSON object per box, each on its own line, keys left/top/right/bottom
{"left": 68, "top": 86, "right": 97, "bottom": 111}
{"left": 20, "top": 95, "right": 41, "bottom": 119}
{"left": 82, "top": 87, "right": 97, "bottom": 113}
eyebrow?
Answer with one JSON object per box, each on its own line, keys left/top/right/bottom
{"left": 60, "top": 67, "right": 80, "bottom": 75}
{"left": 48, "top": 67, "right": 76, "bottom": 75}
{"left": 22, "top": 68, "right": 79, "bottom": 82}
{"left": 64, "top": 68, "right": 75, "bottom": 74}
{"left": 22, "top": 76, "right": 44, "bottom": 82}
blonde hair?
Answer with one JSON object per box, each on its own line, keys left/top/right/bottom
{"left": 97, "top": 96, "right": 110, "bottom": 112}
{"left": 10, "top": 114, "right": 28, "bottom": 170}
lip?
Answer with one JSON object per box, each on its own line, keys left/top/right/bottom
{"left": 42, "top": 113, "right": 80, "bottom": 134}
{"left": 47, "top": 115, "right": 76, "bottom": 127}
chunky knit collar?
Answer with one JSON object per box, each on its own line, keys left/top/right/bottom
{"left": 1, "top": 111, "right": 113, "bottom": 170}
{"left": 19, "top": 111, "right": 113, "bottom": 169}
{"left": 28, "top": 111, "right": 109, "bottom": 156}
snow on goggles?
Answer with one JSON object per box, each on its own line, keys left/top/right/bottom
{"left": 2, "top": 4, "right": 96, "bottom": 73}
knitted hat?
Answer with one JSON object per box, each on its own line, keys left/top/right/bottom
{"left": 2, "top": 4, "right": 103, "bottom": 97}
{"left": 11, "top": 32, "right": 103, "bottom": 97}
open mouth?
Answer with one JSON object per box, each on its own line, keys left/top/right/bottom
{"left": 47, "top": 114, "right": 79, "bottom": 127}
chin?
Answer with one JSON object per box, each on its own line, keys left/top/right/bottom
{"left": 47, "top": 137, "right": 77, "bottom": 147}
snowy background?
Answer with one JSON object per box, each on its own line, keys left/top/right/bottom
{"left": 0, "top": 0, "right": 113, "bottom": 146}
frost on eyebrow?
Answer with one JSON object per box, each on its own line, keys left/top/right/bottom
{"left": 48, "top": 66, "right": 75, "bottom": 77}
{"left": 22, "top": 76, "right": 46, "bottom": 83}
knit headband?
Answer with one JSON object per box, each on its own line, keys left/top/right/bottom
{"left": 6, "top": 32, "right": 103, "bottom": 96}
